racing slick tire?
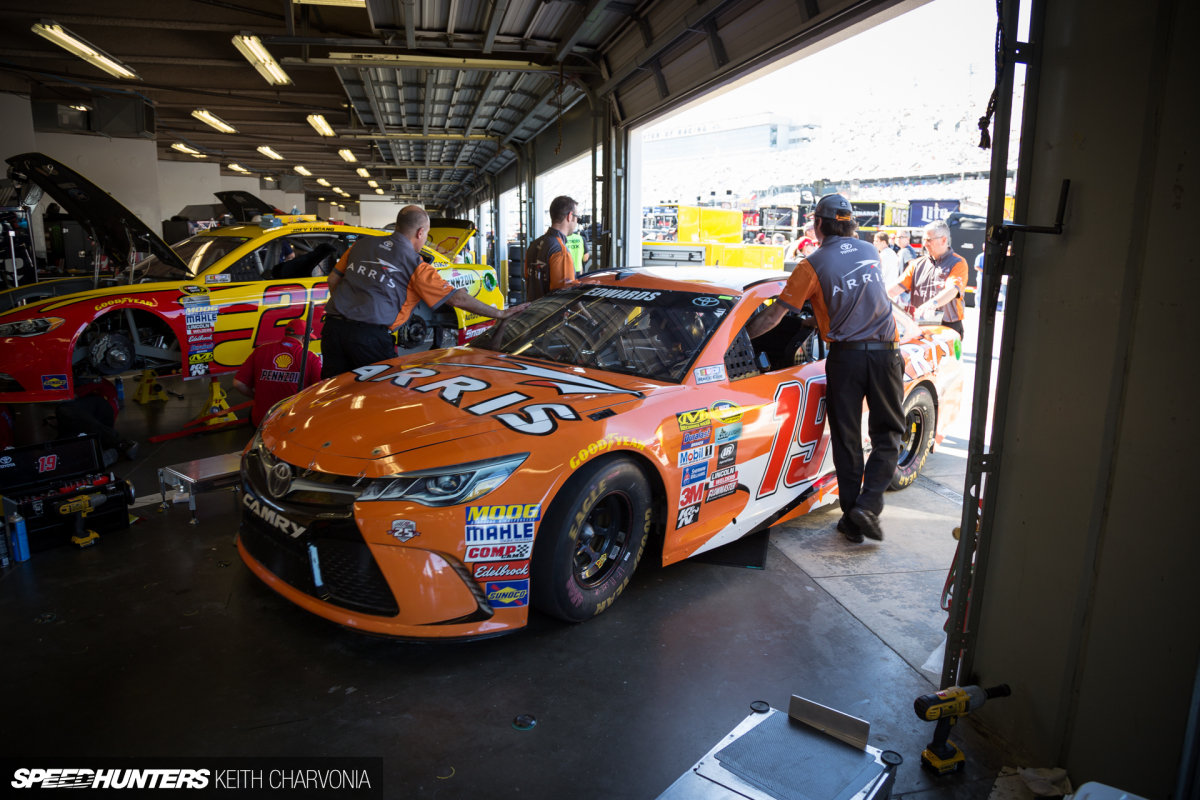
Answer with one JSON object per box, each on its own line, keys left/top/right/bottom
{"left": 889, "top": 386, "right": 936, "bottom": 491}
{"left": 531, "top": 455, "right": 653, "bottom": 623}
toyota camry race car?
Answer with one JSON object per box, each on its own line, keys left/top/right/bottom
{"left": 0, "top": 153, "right": 501, "bottom": 403}
{"left": 238, "top": 267, "right": 963, "bottom": 640}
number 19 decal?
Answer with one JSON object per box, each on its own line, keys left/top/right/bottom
{"left": 756, "top": 377, "right": 828, "bottom": 499}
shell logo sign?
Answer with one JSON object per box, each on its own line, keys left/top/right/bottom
{"left": 273, "top": 353, "right": 294, "bottom": 370}
{"left": 432, "top": 234, "right": 461, "bottom": 256}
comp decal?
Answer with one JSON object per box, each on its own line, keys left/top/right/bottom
{"left": 465, "top": 503, "right": 541, "bottom": 544}
{"left": 569, "top": 434, "right": 648, "bottom": 469}
{"left": 465, "top": 542, "right": 533, "bottom": 563}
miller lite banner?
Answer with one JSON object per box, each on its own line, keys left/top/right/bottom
{"left": 909, "top": 200, "right": 961, "bottom": 226}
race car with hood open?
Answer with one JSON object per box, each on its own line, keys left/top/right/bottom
{"left": 0, "top": 153, "right": 501, "bottom": 403}
{"left": 238, "top": 267, "right": 963, "bottom": 640}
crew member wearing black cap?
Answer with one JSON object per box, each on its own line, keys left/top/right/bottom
{"left": 321, "top": 205, "right": 528, "bottom": 378}
{"left": 746, "top": 193, "right": 904, "bottom": 543}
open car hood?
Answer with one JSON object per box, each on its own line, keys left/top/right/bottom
{"left": 425, "top": 218, "right": 476, "bottom": 259}
{"left": 5, "top": 152, "right": 186, "bottom": 272}
{"left": 214, "top": 190, "right": 283, "bottom": 223}
{"left": 267, "top": 350, "right": 674, "bottom": 462}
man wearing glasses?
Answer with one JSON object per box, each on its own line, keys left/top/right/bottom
{"left": 888, "top": 220, "right": 969, "bottom": 338}
{"left": 525, "top": 196, "right": 580, "bottom": 301}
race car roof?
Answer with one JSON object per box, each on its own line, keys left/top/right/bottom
{"left": 583, "top": 267, "right": 789, "bottom": 294}
{"left": 6, "top": 152, "right": 186, "bottom": 272}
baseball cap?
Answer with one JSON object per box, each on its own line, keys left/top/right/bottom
{"left": 284, "top": 319, "right": 306, "bottom": 337}
{"left": 813, "top": 193, "right": 854, "bottom": 221}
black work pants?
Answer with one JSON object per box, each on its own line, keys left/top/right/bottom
{"left": 824, "top": 348, "right": 905, "bottom": 516}
{"left": 56, "top": 396, "right": 120, "bottom": 449}
{"left": 942, "top": 320, "right": 964, "bottom": 338}
{"left": 320, "top": 316, "right": 396, "bottom": 380}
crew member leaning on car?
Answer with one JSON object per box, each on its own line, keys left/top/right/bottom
{"left": 525, "top": 195, "right": 581, "bottom": 301}
{"left": 746, "top": 193, "right": 904, "bottom": 545}
{"left": 321, "top": 205, "right": 528, "bottom": 379}
{"left": 888, "top": 219, "right": 969, "bottom": 338}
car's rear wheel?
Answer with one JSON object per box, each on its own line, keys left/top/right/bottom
{"left": 531, "top": 456, "right": 652, "bottom": 622}
{"left": 890, "top": 386, "right": 936, "bottom": 491}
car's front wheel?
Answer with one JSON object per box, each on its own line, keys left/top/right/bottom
{"left": 531, "top": 456, "right": 652, "bottom": 622}
{"left": 890, "top": 386, "right": 936, "bottom": 490}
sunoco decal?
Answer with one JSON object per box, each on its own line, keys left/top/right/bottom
{"left": 485, "top": 579, "right": 529, "bottom": 608}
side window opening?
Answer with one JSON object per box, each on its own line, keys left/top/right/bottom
{"left": 271, "top": 235, "right": 341, "bottom": 280}
{"left": 724, "top": 297, "right": 824, "bottom": 380}
{"left": 223, "top": 242, "right": 274, "bottom": 283}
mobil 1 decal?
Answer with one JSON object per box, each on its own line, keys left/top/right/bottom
{"left": 756, "top": 376, "right": 830, "bottom": 499}
{"left": 677, "top": 444, "right": 714, "bottom": 468}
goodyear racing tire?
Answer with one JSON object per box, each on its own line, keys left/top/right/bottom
{"left": 531, "top": 456, "right": 652, "bottom": 623}
{"left": 889, "top": 386, "right": 936, "bottom": 491}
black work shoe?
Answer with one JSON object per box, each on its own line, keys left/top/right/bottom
{"left": 848, "top": 507, "right": 884, "bottom": 541}
{"left": 118, "top": 439, "right": 139, "bottom": 461}
{"left": 838, "top": 515, "right": 864, "bottom": 544}
{"left": 102, "top": 448, "right": 118, "bottom": 468}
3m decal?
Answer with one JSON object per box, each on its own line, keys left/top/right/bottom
{"left": 676, "top": 503, "right": 701, "bottom": 529}
{"left": 715, "top": 422, "right": 742, "bottom": 444}
{"left": 716, "top": 441, "right": 738, "bottom": 469}
{"left": 679, "top": 483, "right": 704, "bottom": 507}
{"left": 204, "top": 273, "right": 232, "bottom": 283}
{"left": 465, "top": 504, "right": 541, "bottom": 544}
{"left": 472, "top": 560, "right": 530, "bottom": 580}
{"left": 40, "top": 374, "right": 68, "bottom": 391}
{"left": 389, "top": 519, "right": 419, "bottom": 543}
{"left": 681, "top": 462, "right": 708, "bottom": 487}
{"left": 677, "top": 445, "right": 714, "bottom": 468}
{"left": 243, "top": 494, "right": 307, "bottom": 538}
{"left": 676, "top": 408, "right": 712, "bottom": 431}
{"left": 465, "top": 542, "right": 533, "bottom": 562}
{"left": 95, "top": 297, "right": 157, "bottom": 312}
{"left": 693, "top": 365, "right": 726, "bottom": 384}
{"left": 709, "top": 400, "right": 744, "bottom": 425}
{"left": 681, "top": 427, "right": 712, "bottom": 450}
{"left": 570, "top": 434, "right": 648, "bottom": 468}
{"left": 757, "top": 377, "right": 830, "bottom": 499}
{"left": 495, "top": 403, "right": 579, "bottom": 436}
{"left": 485, "top": 579, "right": 530, "bottom": 608}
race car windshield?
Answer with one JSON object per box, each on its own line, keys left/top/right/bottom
{"left": 475, "top": 286, "right": 735, "bottom": 383}
{"left": 126, "top": 235, "right": 250, "bottom": 281}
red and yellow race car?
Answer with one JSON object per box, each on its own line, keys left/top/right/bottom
{"left": 238, "top": 268, "right": 963, "bottom": 639}
{"left": 0, "top": 153, "right": 501, "bottom": 403}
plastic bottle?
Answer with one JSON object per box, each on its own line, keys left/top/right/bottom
{"left": 115, "top": 376, "right": 125, "bottom": 408}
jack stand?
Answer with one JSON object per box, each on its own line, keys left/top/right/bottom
{"left": 196, "top": 378, "right": 237, "bottom": 426}
{"left": 132, "top": 370, "right": 168, "bottom": 404}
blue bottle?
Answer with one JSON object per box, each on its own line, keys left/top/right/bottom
{"left": 115, "top": 376, "right": 125, "bottom": 408}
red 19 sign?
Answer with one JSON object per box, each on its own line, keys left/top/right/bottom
{"left": 37, "top": 454, "right": 58, "bottom": 473}
{"left": 756, "top": 378, "right": 829, "bottom": 499}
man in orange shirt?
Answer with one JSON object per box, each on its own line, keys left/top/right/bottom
{"left": 321, "top": 205, "right": 527, "bottom": 378}
{"left": 889, "top": 220, "right": 969, "bottom": 338}
{"left": 747, "top": 193, "right": 904, "bottom": 543}
{"left": 524, "top": 196, "right": 580, "bottom": 301}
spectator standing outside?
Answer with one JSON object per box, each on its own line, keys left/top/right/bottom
{"left": 56, "top": 377, "right": 138, "bottom": 467}
{"left": 874, "top": 232, "right": 901, "bottom": 292}
{"left": 234, "top": 319, "right": 324, "bottom": 427}
{"left": 746, "top": 193, "right": 904, "bottom": 544}
{"left": 321, "top": 206, "right": 526, "bottom": 378}
{"left": 566, "top": 227, "right": 590, "bottom": 275}
{"left": 525, "top": 196, "right": 580, "bottom": 300}
{"left": 896, "top": 231, "right": 920, "bottom": 270}
{"left": 888, "top": 220, "right": 969, "bottom": 337}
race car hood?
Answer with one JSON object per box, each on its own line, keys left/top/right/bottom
{"left": 215, "top": 190, "right": 283, "bottom": 223}
{"left": 268, "top": 350, "right": 676, "bottom": 463}
{"left": 425, "top": 219, "right": 476, "bottom": 259}
{"left": 5, "top": 153, "right": 185, "bottom": 272}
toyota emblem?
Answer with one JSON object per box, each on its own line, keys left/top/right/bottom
{"left": 267, "top": 461, "right": 292, "bottom": 498}
{"left": 692, "top": 296, "right": 719, "bottom": 307}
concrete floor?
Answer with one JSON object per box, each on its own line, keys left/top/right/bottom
{"left": 0, "top": 319, "right": 1016, "bottom": 797}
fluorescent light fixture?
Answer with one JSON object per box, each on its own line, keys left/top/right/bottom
{"left": 338, "top": 149, "right": 357, "bottom": 163}
{"left": 333, "top": 187, "right": 347, "bottom": 196}
{"left": 31, "top": 21, "right": 141, "bottom": 80}
{"left": 355, "top": 167, "right": 370, "bottom": 178}
{"left": 307, "top": 115, "right": 335, "bottom": 137}
{"left": 228, "top": 163, "right": 250, "bottom": 173}
{"left": 263, "top": 176, "right": 276, "bottom": 182}
{"left": 231, "top": 32, "right": 292, "bottom": 86}
{"left": 375, "top": 188, "right": 384, "bottom": 194}
{"left": 294, "top": 1, "right": 366, "bottom": 7}
{"left": 318, "top": 197, "right": 325, "bottom": 201}
{"left": 294, "top": 165, "right": 312, "bottom": 176}
{"left": 192, "top": 108, "right": 238, "bottom": 134}
{"left": 70, "top": 104, "right": 88, "bottom": 111}
{"left": 171, "top": 143, "right": 202, "bottom": 156}
{"left": 367, "top": 180, "right": 378, "bottom": 188}
{"left": 257, "top": 146, "right": 284, "bottom": 160}
{"left": 317, "top": 178, "right": 330, "bottom": 187}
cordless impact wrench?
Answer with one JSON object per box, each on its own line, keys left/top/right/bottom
{"left": 913, "top": 684, "right": 1011, "bottom": 774}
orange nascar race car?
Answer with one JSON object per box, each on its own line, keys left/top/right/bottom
{"left": 239, "top": 267, "right": 964, "bottom": 640}
{"left": 0, "top": 153, "right": 500, "bottom": 403}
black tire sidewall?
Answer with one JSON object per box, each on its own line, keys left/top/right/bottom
{"left": 890, "top": 386, "right": 936, "bottom": 491}
{"left": 531, "top": 456, "right": 652, "bottom": 622}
